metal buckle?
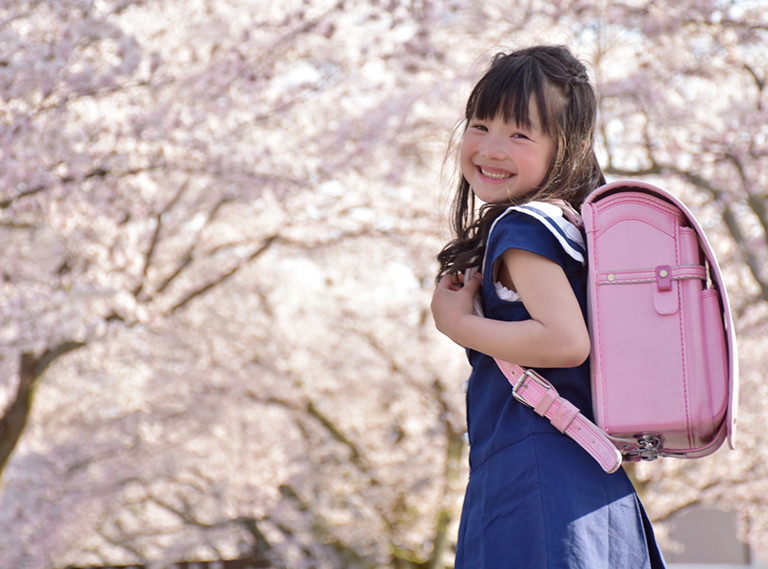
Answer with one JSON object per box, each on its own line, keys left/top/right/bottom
{"left": 621, "top": 434, "right": 662, "bottom": 462}
{"left": 511, "top": 369, "right": 551, "bottom": 407}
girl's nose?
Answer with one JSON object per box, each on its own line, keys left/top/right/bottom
{"left": 480, "top": 136, "right": 506, "bottom": 160}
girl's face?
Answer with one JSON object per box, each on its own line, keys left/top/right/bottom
{"left": 460, "top": 99, "right": 555, "bottom": 204}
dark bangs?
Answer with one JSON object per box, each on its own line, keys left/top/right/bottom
{"left": 464, "top": 55, "right": 554, "bottom": 135}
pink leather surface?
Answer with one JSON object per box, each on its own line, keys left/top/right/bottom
{"left": 583, "top": 181, "right": 738, "bottom": 457}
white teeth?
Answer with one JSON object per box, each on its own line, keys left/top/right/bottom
{"left": 480, "top": 168, "right": 511, "bottom": 180}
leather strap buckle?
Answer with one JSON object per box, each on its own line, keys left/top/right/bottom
{"left": 510, "top": 368, "right": 551, "bottom": 407}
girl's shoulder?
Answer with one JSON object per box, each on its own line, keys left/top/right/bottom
{"left": 484, "top": 201, "right": 586, "bottom": 269}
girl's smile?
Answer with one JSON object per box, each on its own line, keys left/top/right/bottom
{"left": 477, "top": 166, "right": 513, "bottom": 180}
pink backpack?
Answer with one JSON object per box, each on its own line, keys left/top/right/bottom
{"left": 494, "top": 180, "right": 739, "bottom": 473}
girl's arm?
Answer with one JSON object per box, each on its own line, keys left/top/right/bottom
{"left": 430, "top": 248, "right": 590, "bottom": 368}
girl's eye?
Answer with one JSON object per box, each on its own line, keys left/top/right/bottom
{"left": 470, "top": 123, "right": 488, "bottom": 132}
{"left": 511, "top": 132, "right": 530, "bottom": 140}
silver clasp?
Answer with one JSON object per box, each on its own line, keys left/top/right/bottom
{"left": 622, "top": 434, "right": 662, "bottom": 462}
{"left": 511, "top": 368, "right": 551, "bottom": 407}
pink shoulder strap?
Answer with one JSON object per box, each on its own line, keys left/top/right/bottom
{"left": 494, "top": 359, "right": 623, "bottom": 473}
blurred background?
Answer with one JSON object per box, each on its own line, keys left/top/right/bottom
{"left": 0, "top": 0, "right": 766, "bottom": 567}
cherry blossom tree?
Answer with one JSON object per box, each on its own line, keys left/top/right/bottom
{"left": 0, "top": 0, "right": 766, "bottom": 567}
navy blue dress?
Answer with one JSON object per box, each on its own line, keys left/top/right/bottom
{"left": 455, "top": 204, "right": 667, "bottom": 569}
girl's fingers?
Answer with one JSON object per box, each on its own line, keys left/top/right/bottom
{"left": 438, "top": 273, "right": 461, "bottom": 291}
{"left": 437, "top": 271, "right": 481, "bottom": 293}
{"left": 463, "top": 271, "right": 482, "bottom": 294}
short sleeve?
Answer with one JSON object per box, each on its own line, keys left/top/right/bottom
{"left": 483, "top": 203, "right": 586, "bottom": 277}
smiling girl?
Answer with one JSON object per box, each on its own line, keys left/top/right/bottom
{"left": 431, "top": 45, "right": 667, "bottom": 568}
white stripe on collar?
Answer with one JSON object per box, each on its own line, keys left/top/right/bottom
{"left": 482, "top": 201, "right": 586, "bottom": 274}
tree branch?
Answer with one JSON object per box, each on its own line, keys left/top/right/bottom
{"left": 252, "top": 393, "right": 373, "bottom": 477}
{"left": 168, "top": 234, "right": 279, "bottom": 314}
{"left": 0, "top": 185, "right": 48, "bottom": 209}
{"left": 151, "top": 195, "right": 241, "bottom": 299}
{"left": 133, "top": 180, "right": 191, "bottom": 300}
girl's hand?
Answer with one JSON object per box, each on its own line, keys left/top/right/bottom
{"left": 430, "top": 271, "right": 483, "bottom": 346}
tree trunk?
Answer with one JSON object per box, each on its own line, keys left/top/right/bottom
{"left": 0, "top": 342, "right": 84, "bottom": 478}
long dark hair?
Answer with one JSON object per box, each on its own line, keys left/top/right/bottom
{"left": 436, "top": 45, "right": 605, "bottom": 282}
